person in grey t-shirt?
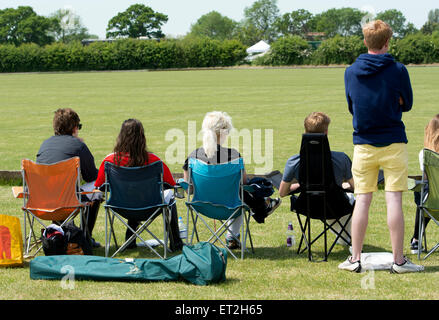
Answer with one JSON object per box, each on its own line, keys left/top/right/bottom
{"left": 279, "top": 112, "right": 355, "bottom": 244}
{"left": 36, "top": 108, "right": 101, "bottom": 248}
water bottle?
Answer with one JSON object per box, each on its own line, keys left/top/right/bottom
{"left": 178, "top": 216, "right": 187, "bottom": 240}
{"left": 286, "top": 221, "right": 295, "bottom": 248}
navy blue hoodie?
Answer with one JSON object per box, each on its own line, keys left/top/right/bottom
{"left": 344, "top": 53, "right": 413, "bottom": 145}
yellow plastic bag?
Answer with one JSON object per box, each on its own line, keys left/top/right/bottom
{"left": 0, "top": 214, "right": 23, "bottom": 267}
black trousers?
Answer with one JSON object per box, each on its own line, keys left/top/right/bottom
{"left": 79, "top": 196, "right": 100, "bottom": 239}
{"left": 244, "top": 191, "right": 270, "bottom": 224}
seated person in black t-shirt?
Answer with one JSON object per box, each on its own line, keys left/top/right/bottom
{"left": 36, "top": 108, "right": 101, "bottom": 248}
{"left": 182, "top": 111, "right": 281, "bottom": 250}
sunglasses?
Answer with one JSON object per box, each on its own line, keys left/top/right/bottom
{"left": 78, "top": 123, "right": 82, "bottom": 130}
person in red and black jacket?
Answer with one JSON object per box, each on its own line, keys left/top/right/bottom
{"left": 95, "top": 118, "right": 183, "bottom": 251}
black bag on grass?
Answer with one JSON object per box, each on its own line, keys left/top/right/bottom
{"left": 63, "top": 223, "right": 92, "bottom": 255}
{"left": 41, "top": 226, "right": 66, "bottom": 256}
{"left": 41, "top": 223, "right": 92, "bottom": 256}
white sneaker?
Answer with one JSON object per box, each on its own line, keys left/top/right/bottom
{"left": 390, "top": 257, "right": 424, "bottom": 274}
{"left": 338, "top": 256, "right": 361, "bottom": 273}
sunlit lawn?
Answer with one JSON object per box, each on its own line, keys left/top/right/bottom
{"left": 1, "top": 66, "right": 439, "bottom": 300}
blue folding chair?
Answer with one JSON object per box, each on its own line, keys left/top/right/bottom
{"left": 103, "top": 161, "right": 173, "bottom": 259}
{"left": 183, "top": 158, "right": 254, "bottom": 259}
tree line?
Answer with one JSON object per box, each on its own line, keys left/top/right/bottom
{"left": 1, "top": 2, "right": 438, "bottom": 46}
{"left": 0, "top": 1, "right": 438, "bottom": 72}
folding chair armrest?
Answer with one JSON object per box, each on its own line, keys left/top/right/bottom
{"left": 176, "top": 178, "right": 189, "bottom": 191}
{"left": 243, "top": 185, "right": 255, "bottom": 193}
{"left": 80, "top": 189, "right": 101, "bottom": 195}
{"left": 173, "top": 184, "right": 186, "bottom": 199}
{"left": 12, "top": 186, "right": 25, "bottom": 198}
{"left": 163, "top": 182, "right": 174, "bottom": 190}
{"left": 408, "top": 177, "right": 426, "bottom": 192}
{"left": 81, "top": 189, "right": 103, "bottom": 202}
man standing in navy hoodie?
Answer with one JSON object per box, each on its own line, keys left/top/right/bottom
{"left": 339, "top": 20, "right": 424, "bottom": 273}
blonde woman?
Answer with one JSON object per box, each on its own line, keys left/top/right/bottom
{"left": 410, "top": 114, "right": 439, "bottom": 253}
{"left": 182, "top": 111, "right": 281, "bottom": 250}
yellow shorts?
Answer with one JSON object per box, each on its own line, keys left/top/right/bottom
{"left": 352, "top": 143, "right": 408, "bottom": 194}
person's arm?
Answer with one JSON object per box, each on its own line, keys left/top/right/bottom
{"left": 162, "top": 161, "right": 176, "bottom": 187}
{"left": 341, "top": 153, "right": 355, "bottom": 192}
{"left": 182, "top": 155, "right": 190, "bottom": 182}
{"left": 279, "top": 156, "right": 300, "bottom": 197}
{"left": 344, "top": 70, "right": 353, "bottom": 115}
{"left": 241, "top": 157, "right": 248, "bottom": 184}
{"left": 399, "top": 65, "right": 413, "bottom": 112}
{"left": 79, "top": 143, "right": 98, "bottom": 183}
{"left": 342, "top": 178, "right": 355, "bottom": 192}
{"left": 148, "top": 153, "right": 176, "bottom": 187}
{"left": 279, "top": 180, "right": 300, "bottom": 197}
{"left": 94, "top": 155, "right": 112, "bottom": 188}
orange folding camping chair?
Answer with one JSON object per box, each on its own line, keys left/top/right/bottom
{"left": 20, "top": 157, "right": 89, "bottom": 257}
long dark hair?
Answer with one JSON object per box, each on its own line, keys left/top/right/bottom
{"left": 113, "top": 119, "right": 149, "bottom": 167}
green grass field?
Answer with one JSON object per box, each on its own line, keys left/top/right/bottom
{"left": 1, "top": 66, "right": 439, "bottom": 300}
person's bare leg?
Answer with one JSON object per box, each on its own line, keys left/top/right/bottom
{"left": 351, "top": 192, "right": 373, "bottom": 262}
{"left": 386, "top": 191, "right": 405, "bottom": 265}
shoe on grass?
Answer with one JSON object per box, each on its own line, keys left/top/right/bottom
{"left": 338, "top": 256, "right": 361, "bottom": 273}
{"left": 390, "top": 257, "right": 424, "bottom": 274}
{"left": 266, "top": 198, "right": 282, "bottom": 216}
{"left": 91, "top": 238, "right": 101, "bottom": 248}
{"left": 410, "top": 239, "right": 426, "bottom": 254}
{"left": 226, "top": 237, "right": 241, "bottom": 250}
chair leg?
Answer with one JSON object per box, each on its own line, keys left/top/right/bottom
{"left": 420, "top": 209, "right": 439, "bottom": 260}
{"left": 245, "top": 211, "right": 255, "bottom": 254}
{"left": 296, "top": 213, "right": 309, "bottom": 255}
{"left": 24, "top": 214, "right": 42, "bottom": 257}
{"left": 418, "top": 208, "right": 425, "bottom": 260}
{"left": 323, "top": 220, "right": 328, "bottom": 262}
{"left": 297, "top": 213, "right": 345, "bottom": 262}
{"left": 189, "top": 210, "right": 200, "bottom": 245}
{"left": 105, "top": 208, "right": 113, "bottom": 257}
{"left": 325, "top": 216, "right": 352, "bottom": 258}
{"left": 162, "top": 208, "right": 169, "bottom": 259}
{"left": 197, "top": 213, "right": 239, "bottom": 260}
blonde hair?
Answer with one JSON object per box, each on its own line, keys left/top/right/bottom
{"left": 424, "top": 114, "right": 439, "bottom": 153}
{"left": 202, "top": 111, "right": 233, "bottom": 158}
{"left": 304, "top": 112, "right": 331, "bottom": 133}
{"left": 362, "top": 20, "right": 393, "bottom": 51}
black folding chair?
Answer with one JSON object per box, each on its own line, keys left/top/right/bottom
{"left": 292, "top": 133, "right": 354, "bottom": 262}
{"left": 103, "top": 161, "right": 173, "bottom": 259}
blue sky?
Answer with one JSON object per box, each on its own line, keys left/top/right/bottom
{"left": 1, "top": 0, "right": 437, "bottom": 38}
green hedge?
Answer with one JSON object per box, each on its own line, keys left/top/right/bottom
{"left": 253, "top": 33, "right": 439, "bottom": 66}
{"left": 310, "top": 35, "right": 366, "bottom": 65}
{"left": 2, "top": 33, "right": 439, "bottom": 72}
{"left": 390, "top": 33, "right": 439, "bottom": 64}
{"left": 0, "top": 38, "right": 247, "bottom": 72}
{"left": 256, "top": 35, "right": 310, "bottom": 66}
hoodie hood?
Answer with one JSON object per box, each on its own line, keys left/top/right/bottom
{"left": 351, "top": 53, "right": 395, "bottom": 76}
